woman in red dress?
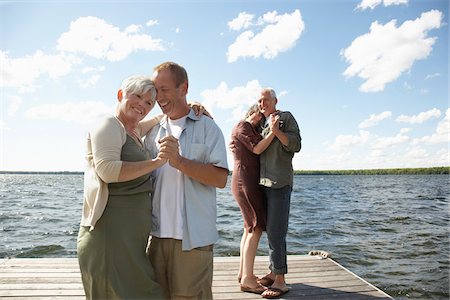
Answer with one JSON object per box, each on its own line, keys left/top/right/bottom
{"left": 230, "top": 104, "right": 275, "bottom": 294}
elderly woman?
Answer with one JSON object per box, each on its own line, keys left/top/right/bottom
{"left": 230, "top": 104, "right": 275, "bottom": 295}
{"left": 77, "top": 75, "right": 165, "bottom": 299}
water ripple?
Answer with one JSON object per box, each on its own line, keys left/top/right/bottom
{"left": 0, "top": 174, "right": 448, "bottom": 299}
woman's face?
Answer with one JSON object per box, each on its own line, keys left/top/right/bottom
{"left": 249, "top": 110, "right": 264, "bottom": 126}
{"left": 119, "top": 90, "right": 155, "bottom": 122}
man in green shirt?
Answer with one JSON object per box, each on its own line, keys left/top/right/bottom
{"left": 257, "top": 88, "right": 301, "bottom": 299}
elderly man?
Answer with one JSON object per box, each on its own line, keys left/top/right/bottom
{"left": 257, "top": 88, "right": 301, "bottom": 299}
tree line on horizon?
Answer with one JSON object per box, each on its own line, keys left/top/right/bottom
{"left": 1, "top": 166, "right": 448, "bottom": 175}
{"left": 293, "top": 166, "right": 449, "bottom": 175}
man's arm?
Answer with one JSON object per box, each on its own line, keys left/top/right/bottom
{"left": 172, "top": 158, "right": 228, "bottom": 188}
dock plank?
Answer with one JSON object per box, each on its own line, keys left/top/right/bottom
{"left": 0, "top": 256, "right": 392, "bottom": 299}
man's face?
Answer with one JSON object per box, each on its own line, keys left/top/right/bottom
{"left": 258, "top": 90, "right": 276, "bottom": 117}
{"left": 152, "top": 68, "right": 186, "bottom": 119}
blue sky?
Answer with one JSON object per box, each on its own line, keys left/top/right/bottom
{"left": 1, "top": 0, "right": 448, "bottom": 171}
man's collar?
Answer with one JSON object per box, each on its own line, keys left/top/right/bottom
{"left": 160, "top": 108, "right": 200, "bottom": 127}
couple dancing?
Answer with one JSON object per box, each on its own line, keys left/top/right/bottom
{"left": 230, "top": 88, "right": 301, "bottom": 299}
{"left": 78, "top": 62, "right": 228, "bottom": 299}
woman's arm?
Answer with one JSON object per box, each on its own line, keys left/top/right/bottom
{"left": 139, "top": 114, "right": 163, "bottom": 137}
{"left": 253, "top": 131, "right": 275, "bottom": 154}
{"left": 92, "top": 117, "right": 167, "bottom": 183}
{"left": 118, "top": 155, "right": 166, "bottom": 182}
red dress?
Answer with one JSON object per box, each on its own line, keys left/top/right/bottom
{"left": 230, "top": 121, "right": 266, "bottom": 232}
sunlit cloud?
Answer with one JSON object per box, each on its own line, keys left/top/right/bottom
{"left": 78, "top": 65, "right": 105, "bottom": 88}
{"left": 57, "top": 16, "right": 165, "bottom": 61}
{"left": 200, "top": 80, "right": 262, "bottom": 121}
{"left": 330, "top": 130, "right": 372, "bottom": 151}
{"left": 6, "top": 94, "right": 22, "bottom": 116}
{"left": 372, "top": 128, "right": 411, "bottom": 149}
{"left": 403, "top": 81, "right": 413, "bottom": 90}
{"left": 227, "top": 9, "right": 305, "bottom": 63}
{"left": 341, "top": 10, "right": 443, "bottom": 92}
{"left": 396, "top": 108, "right": 441, "bottom": 124}
{"left": 425, "top": 72, "right": 440, "bottom": 80}
{"left": 125, "top": 24, "right": 142, "bottom": 33}
{"left": 356, "top": 0, "right": 408, "bottom": 11}
{"left": 24, "top": 101, "right": 114, "bottom": 123}
{"left": 412, "top": 108, "right": 450, "bottom": 145}
{"left": 358, "top": 111, "right": 392, "bottom": 129}
{"left": 146, "top": 19, "right": 158, "bottom": 27}
{"left": 78, "top": 74, "right": 101, "bottom": 88}
{"left": 228, "top": 12, "right": 254, "bottom": 31}
{"left": 0, "top": 50, "right": 78, "bottom": 92}
{"left": 81, "top": 66, "right": 106, "bottom": 74}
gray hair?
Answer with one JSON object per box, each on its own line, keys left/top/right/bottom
{"left": 245, "top": 104, "right": 260, "bottom": 119}
{"left": 262, "top": 87, "right": 277, "bottom": 100}
{"left": 121, "top": 75, "right": 156, "bottom": 102}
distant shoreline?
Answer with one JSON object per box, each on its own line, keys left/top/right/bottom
{"left": 1, "top": 166, "right": 448, "bottom": 175}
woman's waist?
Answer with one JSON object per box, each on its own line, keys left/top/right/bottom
{"left": 107, "top": 192, "right": 152, "bottom": 208}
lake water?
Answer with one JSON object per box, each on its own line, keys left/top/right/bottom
{"left": 0, "top": 174, "right": 448, "bottom": 299}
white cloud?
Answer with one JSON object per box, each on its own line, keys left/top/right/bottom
{"left": 57, "top": 16, "right": 165, "bottom": 61}
{"left": 228, "top": 12, "right": 254, "bottom": 31}
{"left": 175, "top": 27, "right": 180, "bottom": 34}
{"left": 357, "top": 0, "right": 382, "bottom": 10}
{"left": 358, "top": 111, "right": 392, "bottom": 129}
{"left": 81, "top": 66, "right": 106, "bottom": 74}
{"left": 396, "top": 108, "right": 441, "bottom": 124}
{"left": 425, "top": 72, "right": 440, "bottom": 80}
{"left": 384, "top": 0, "right": 409, "bottom": 6}
{"left": 434, "top": 148, "right": 450, "bottom": 166}
{"left": 330, "top": 130, "right": 371, "bottom": 151}
{"left": 227, "top": 9, "right": 305, "bottom": 63}
{"left": 0, "top": 120, "right": 7, "bottom": 131}
{"left": 341, "top": 10, "right": 443, "bottom": 92}
{"left": 6, "top": 95, "right": 22, "bottom": 116}
{"left": 278, "top": 90, "right": 288, "bottom": 97}
{"left": 403, "top": 81, "right": 413, "bottom": 90}
{"left": 200, "top": 80, "right": 262, "bottom": 121}
{"left": 372, "top": 128, "right": 410, "bottom": 149}
{"left": 125, "top": 24, "right": 142, "bottom": 33}
{"left": 357, "top": 0, "right": 408, "bottom": 11}
{"left": 0, "top": 50, "right": 76, "bottom": 92}
{"left": 146, "top": 20, "right": 158, "bottom": 27}
{"left": 78, "top": 65, "right": 105, "bottom": 88}
{"left": 403, "top": 146, "right": 428, "bottom": 160}
{"left": 412, "top": 108, "right": 450, "bottom": 144}
{"left": 24, "top": 101, "right": 114, "bottom": 123}
{"left": 78, "top": 74, "right": 101, "bottom": 88}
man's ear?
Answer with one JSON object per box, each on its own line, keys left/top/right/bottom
{"left": 180, "top": 81, "right": 188, "bottom": 96}
{"left": 117, "top": 89, "right": 123, "bottom": 101}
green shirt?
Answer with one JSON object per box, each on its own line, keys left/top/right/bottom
{"left": 260, "top": 111, "right": 301, "bottom": 188}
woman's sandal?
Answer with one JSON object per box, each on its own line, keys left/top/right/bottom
{"left": 240, "top": 284, "right": 266, "bottom": 294}
{"left": 257, "top": 276, "right": 275, "bottom": 287}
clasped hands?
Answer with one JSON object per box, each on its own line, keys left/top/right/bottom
{"left": 269, "top": 113, "right": 282, "bottom": 133}
{"left": 156, "top": 135, "right": 183, "bottom": 168}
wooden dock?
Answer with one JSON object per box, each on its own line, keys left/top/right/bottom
{"left": 0, "top": 255, "right": 392, "bottom": 299}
